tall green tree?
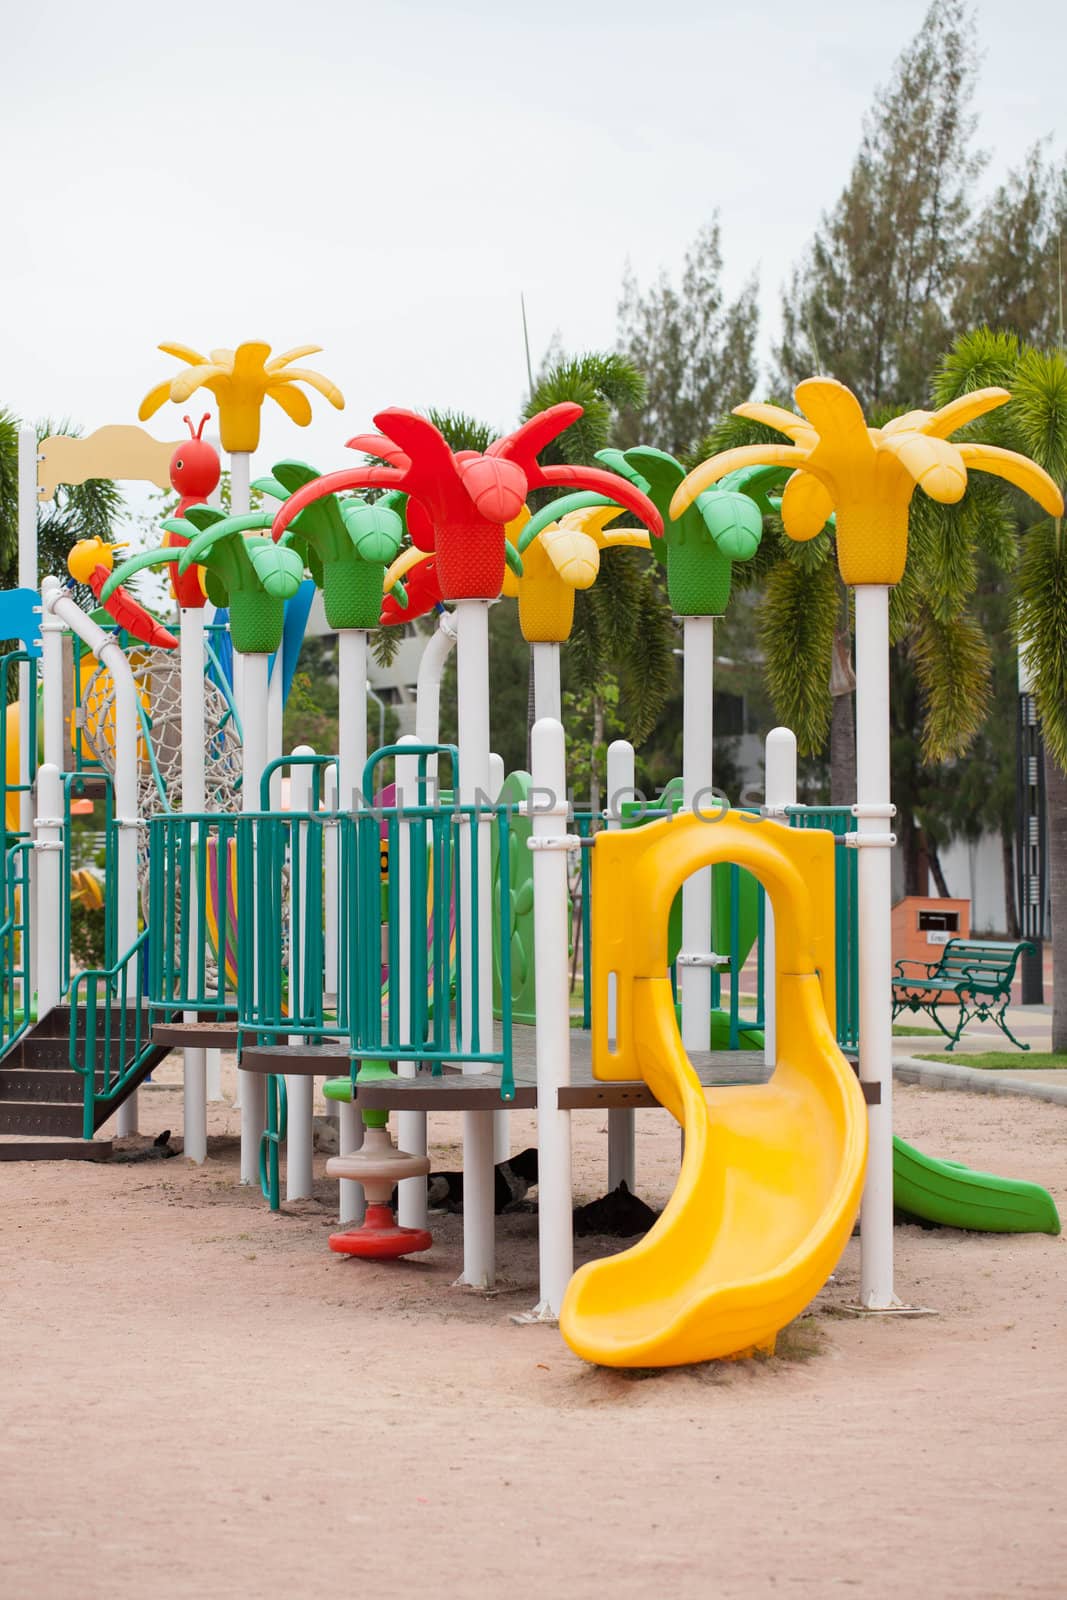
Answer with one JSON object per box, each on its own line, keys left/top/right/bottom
{"left": 616, "top": 217, "right": 759, "bottom": 459}
{"left": 522, "top": 351, "right": 677, "bottom": 804}
{"left": 932, "top": 328, "right": 1067, "bottom": 1049}
{"left": 955, "top": 143, "right": 1067, "bottom": 345}
{"left": 776, "top": 0, "right": 983, "bottom": 411}
{"left": 0, "top": 411, "right": 124, "bottom": 605}
{"left": 701, "top": 402, "right": 1014, "bottom": 894}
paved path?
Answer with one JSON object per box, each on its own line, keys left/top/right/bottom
{"left": 894, "top": 1054, "right": 1067, "bottom": 1105}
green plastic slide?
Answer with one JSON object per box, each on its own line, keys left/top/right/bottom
{"left": 892, "top": 1135, "right": 1061, "bottom": 1234}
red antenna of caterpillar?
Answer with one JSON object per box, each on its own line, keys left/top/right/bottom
{"left": 183, "top": 413, "right": 211, "bottom": 441}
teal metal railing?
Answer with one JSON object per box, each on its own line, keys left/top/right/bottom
{"left": 0, "top": 841, "right": 34, "bottom": 1055}
{"left": 785, "top": 805, "right": 859, "bottom": 1050}
{"left": 573, "top": 811, "right": 596, "bottom": 1031}
{"left": 148, "top": 812, "right": 241, "bottom": 1018}
{"left": 144, "top": 743, "right": 519, "bottom": 1116}
{"left": 350, "top": 744, "right": 515, "bottom": 1098}
{"left": 0, "top": 650, "right": 38, "bottom": 1056}
{"left": 68, "top": 930, "right": 156, "bottom": 1138}
{"left": 614, "top": 797, "right": 768, "bottom": 1050}
{"left": 1, "top": 651, "right": 38, "bottom": 840}
{"left": 61, "top": 770, "right": 115, "bottom": 987}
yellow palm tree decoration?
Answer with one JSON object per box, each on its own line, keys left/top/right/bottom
{"left": 671, "top": 376, "right": 1064, "bottom": 585}
{"left": 138, "top": 341, "right": 344, "bottom": 454}
{"left": 503, "top": 503, "right": 650, "bottom": 642}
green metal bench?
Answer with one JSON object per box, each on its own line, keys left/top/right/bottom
{"left": 892, "top": 938, "right": 1033, "bottom": 1051}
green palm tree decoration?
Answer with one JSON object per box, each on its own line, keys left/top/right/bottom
{"left": 102, "top": 506, "right": 305, "bottom": 654}
{"left": 252, "top": 461, "right": 405, "bottom": 630}
{"left": 596, "top": 448, "right": 766, "bottom": 615}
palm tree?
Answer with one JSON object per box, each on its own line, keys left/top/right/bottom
{"left": 0, "top": 411, "right": 125, "bottom": 605}
{"left": 138, "top": 342, "right": 344, "bottom": 454}
{"left": 931, "top": 329, "right": 1067, "bottom": 1049}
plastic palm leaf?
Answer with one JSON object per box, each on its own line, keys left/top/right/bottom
{"left": 341, "top": 500, "right": 405, "bottom": 566}
{"left": 504, "top": 504, "right": 640, "bottom": 642}
{"left": 262, "top": 459, "right": 404, "bottom": 630}
{"left": 673, "top": 377, "right": 1065, "bottom": 586}
{"left": 244, "top": 538, "right": 305, "bottom": 597}
{"left": 138, "top": 341, "right": 344, "bottom": 453}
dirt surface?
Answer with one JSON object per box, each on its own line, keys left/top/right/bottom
{"left": 2, "top": 1056, "right": 1065, "bottom": 1600}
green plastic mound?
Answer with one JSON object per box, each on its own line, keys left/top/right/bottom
{"left": 893, "top": 1135, "right": 1061, "bottom": 1235}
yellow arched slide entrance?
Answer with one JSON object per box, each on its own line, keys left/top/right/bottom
{"left": 560, "top": 812, "right": 868, "bottom": 1367}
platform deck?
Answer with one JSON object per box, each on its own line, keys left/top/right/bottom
{"left": 239, "top": 1025, "right": 773, "bottom": 1111}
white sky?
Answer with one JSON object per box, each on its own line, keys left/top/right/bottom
{"left": 5, "top": 0, "right": 1063, "bottom": 485}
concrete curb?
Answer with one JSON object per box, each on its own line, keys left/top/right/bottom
{"left": 895, "top": 1055, "right": 1067, "bottom": 1107}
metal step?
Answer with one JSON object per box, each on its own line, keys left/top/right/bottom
{"left": 0, "top": 1067, "right": 84, "bottom": 1103}
{"left": 0, "top": 1100, "right": 84, "bottom": 1137}
{"left": 0, "top": 1137, "right": 112, "bottom": 1162}
{"left": 11, "top": 1037, "right": 138, "bottom": 1072}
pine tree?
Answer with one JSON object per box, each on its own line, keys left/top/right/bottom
{"left": 955, "top": 143, "right": 1067, "bottom": 345}
{"left": 616, "top": 216, "right": 758, "bottom": 459}
{"left": 933, "top": 328, "right": 1067, "bottom": 1048}
{"left": 776, "top": 0, "right": 984, "bottom": 410}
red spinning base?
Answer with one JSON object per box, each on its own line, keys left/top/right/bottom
{"left": 329, "top": 1204, "right": 433, "bottom": 1260}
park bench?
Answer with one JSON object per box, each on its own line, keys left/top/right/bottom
{"left": 891, "top": 938, "right": 1032, "bottom": 1051}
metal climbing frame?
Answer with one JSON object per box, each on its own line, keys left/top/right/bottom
{"left": 144, "top": 742, "right": 518, "bottom": 1099}
{"left": 0, "top": 650, "right": 36, "bottom": 1056}
{"left": 785, "top": 805, "right": 860, "bottom": 1051}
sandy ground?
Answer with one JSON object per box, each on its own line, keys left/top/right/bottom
{"left": 1, "top": 1054, "right": 1065, "bottom": 1600}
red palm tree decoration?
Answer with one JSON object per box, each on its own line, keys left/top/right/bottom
{"left": 270, "top": 404, "right": 663, "bottom": 599}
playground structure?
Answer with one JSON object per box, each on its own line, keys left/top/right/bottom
{"left": 0, "top": 344, "right": 1061, "bottom": 1369}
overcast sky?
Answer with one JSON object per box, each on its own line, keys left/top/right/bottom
{"left": 5, "top": 0, "right": 1062, "bottom": 483}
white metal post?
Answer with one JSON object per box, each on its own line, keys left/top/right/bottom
{"left": 42, "top": 581, "right": 143, "bottom": 1138}
{"left": 336, "top": 629, "right": 368, "bottom": 1223}
{"left": 763, "top": 727, "right": 797, "bottom": 1069}
{"left": 229, "top": 451, "right": 251, "bottom": 517}
{"left": 854, "top": 585, "right": 898, "bottom": 1309}
{"left": 34, "top": 764, "right": 63, "bottom": 1019}
{"left": 323, "top": 762, "right": 339, "bottom": 1011}
{"left": 395, "top": 737, "right": 426, "bottom": 1228}
{"left": 40, "top": 603, "right": 65, "bottom": 772}
{"left": 531, "top": 640, "right": 562, "bottom": 724}
{"left": 18, "top": 429, "right": 38, "bottom": 1000}
{"left": 111, "top": 617, "right": 140, "bottom": 1138}
{"left": 489, "top": 746, "right": 508, "bottom": 1166}
{"left": 180, "top": 609, "right": 207, "bottom": 1163}
{"left": 39, "top": 611, "right": 66, "bottom": 1025}
{"left": 605, "top": 738, "right": 636, "bottom": 1191}
{"left": 286, "top": 747, "right": 315, "bottom": 1200}
{"left": 680, "top": 615, "right": 715, "bottom": 1056}
{"left": 393, "top": 612, "right": 458, "bottom": 1209}
{"left": 527, "top": 718, "right": 573, "bottom": 1318}
{"left": 239, "top": 649, "right": 269, "bottom": 1183}
{"left": 415, "top": 612, "right": 458, "bottom": 804}
{"left": 267, "top": 662, "right": 284, "bottom": 808}
{"left": 455, "top": 598, "right": 496, "bottom": 1288}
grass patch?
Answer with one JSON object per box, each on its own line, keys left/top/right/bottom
{"left": 771, "top": 1314, "right": 824, "bottom": 1363}
{"left": 916, "top": 1051, "right": 1067, "bottom": 1071}
{"left": 893, "top": 1024, "right": 944, "bottom": 1037}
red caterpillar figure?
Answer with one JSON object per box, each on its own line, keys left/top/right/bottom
{"left": 164, "top": 413, "right": 221, "bottom": 608}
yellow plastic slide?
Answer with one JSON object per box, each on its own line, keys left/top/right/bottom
{"left": 560, "top": 813, "right": 868, "bottom": 1368}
